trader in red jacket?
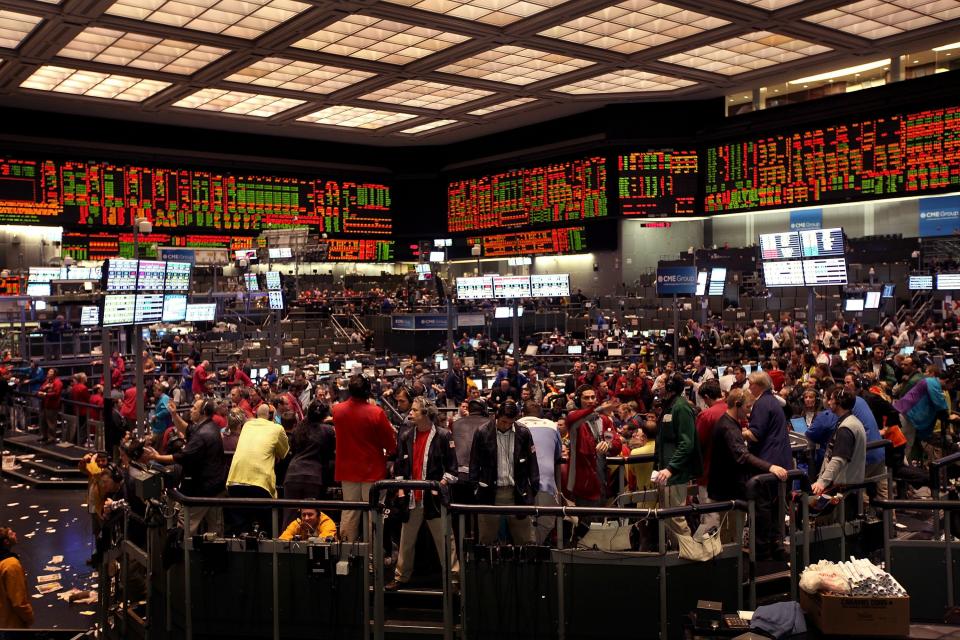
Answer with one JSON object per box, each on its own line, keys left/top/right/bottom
{"left": 37, "top": 368, "right": 63, "bottom": 444}
{"left": 332, "top": 375, "right": 397, "bottom": 542}
{"left": 565, "top": 385, "right": 621, "bottom": 506}
{"left": 192, "top": 360, "right": 211, "bottom": 396}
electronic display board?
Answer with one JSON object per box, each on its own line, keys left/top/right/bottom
{"left": 265, "top": 271, "right": 282, "bottom": 290}
{"left": 28, "top": 267, "right": 60, "bottom": 283}
{"left": 269, "top": 247, "right": 292, "bottom": 259}
{"left": 26, "top": 283, "right": 50, "bottom": 297}
{"left": 0, "top": 158, "right": 392, "bottom": 236}
{"left": 695, "top": 271, "right": 708, "bottom": 296}
{"left": 705, "top": 104, "right": 960, "bottom": 212}
{"left": 137, "top": 260, "right": 166, "bottom": 291}
{"left": 268, "top": 291, "right": 284, "bottom": 310}
{"left": 469, "top": 226, "right": 588, "bottom": 258}
{"left": 134, "top": 293, "right": 164, "bottom": 324}
{"left": 103, "top": 294, "right": 135, "bottom": 326}
{"left": 762, "top": 260, "right": 805, "bottom": 287}
{"left": 164, "top": 261, "right": 191, "bottom": 291}
{"left": 244, "top": 273, "right": 259, "bottom": 291}
{"left": 865, "top": 291, "right": 881, "bottom": 309}
{"left": 759, "top": 232, "right": 801, "bottom": 260}
{"left": 0, "top": 277, "right": 21, "bottom": 296}
{"left": 530, "top": 274, "right": 570, "bottom": 298}
{"left": 908, "top": 275, "right": 933, "bottom": 290}
{"left": 845, "top": 298, "right": 865, "bottom": 312}
{"left": 802, "top": 257, "right": 848, "bottom": 286}
{"left": 322, "top": 239, "right": 394, "bottom": 262}
{"left": 937, "top": 273, "right": 960, "bottom": 290}
{"left": 161, "top": 294, "right": 187, "bottom": 322}
{"left": 448, "top": 156, "right": 606, "bottom": 233}
{"left": 800, "top": 228, "right": 844, "bottom": 257}
{"left": 80, "top": 306, "right": 99, "bottom": 326}
{"left": 492, "top": 276, "right": 531, "bottom": 299}
{"left": 708, "top": 268, "right": 726, "bottom": 296}
{"left": 617, "top": 151, "right": 697, "bottom": 217}
{"left": 186, "top": 303, "right": 216, "bottom": 322}
{"left": 106, "top": 258, "right": 138, "bottom": 292}
{"left": 456, "top": 277, "right": 493, "bottom": 300}
{"left": 882, "top": 284, "right": 895, "bottom": 298}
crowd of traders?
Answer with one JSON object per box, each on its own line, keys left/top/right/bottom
{"left": 2, "top": 309, "right": 959, "bottom": 622}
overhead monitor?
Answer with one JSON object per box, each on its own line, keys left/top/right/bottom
{"left": 415, "top": 263, "right": 431, "bottom": 275}
{"left": 567, "top": 344, "right": 583, "bottom": 355}
{"left": 28, "top": 267, "right": 61, "bottom": 283}
{"left": 799, "top": 228, "right": 844, "bottom": 257}
{"left": 268, "top": 247, "right": 292, "bottom": 259}
{"left": 494, "top": 306, "right": 511, "bottom": 318}
{"left": 62, "top": 266, "right": 92, "bottom": 280}
{"left": 164, "top": 261, "right": 192, "bottom": 291}
{"left": 492, "top": 275, "right": 531, "bottom": 298}
{"left": 265, "top": 271, "right": 282, "bottom": 290}
{"left": 708, "top": 267, "right": 726, "bottom": 296}
{"left": 908, "top": 275, "right": 933, "bottom": 290}
{"left": 429, "top": 251, "right": 446, "bottom": 262}
{"left": 136, "top": 260, "right": 166, "bottom": 291}
{"left": 26, "top": 283, "right": 50, "bottom": 297}
{"left": 80, "top": 306, "right": 100, "bottom": 326}
{"left": 268, "top": 290, "right": 284, "bottom": 310}
{"left": 134, "top": 293, "right": 165, "bottom": 324}
{"left": 185, "top": 303, "right": 216, "bottom": 322}
{"left": 881, "top": 284, "right": 895, "bottom": 299}
{"left": 530, "top": 274, "right": 570, "bottom": 298}
{"left": 864, "top": 291, "right": 882, "bottom": 309}
{"left": 318, "top": 362, "right": 331, "bottom": 373}
{"left": 695, "top": 271, "right": 707, "bottom": 296}
{"left": 762, "top": 260, "right": 805, "bottom": 287}
{"left": 106, "top": 258, "right": 138, "bottom": 292}
{"left": 244, "top": 273, "right": 260, "bottom": 291}
{"left": 161, "top": 294, "right": 188, "bottom": 323}
{"left": 103, "top": 294, "right": 136, "bottom": 326}
{"left": 844, "top": 298, "right": 865, "bottom": 312}
{"left": 456, "top": 276, "right": 493, "bottom": 300}
{"left": 936, "top": 273, "right": 960, "bottom": 290}
{"left": 235, "top": 249, "right": 257, "bottom": 262}
{"left": 759, "top": 231, "right": 801, "bottom": 260}
{"left": 802, "top": 257, "right": 848, "bottom": 286}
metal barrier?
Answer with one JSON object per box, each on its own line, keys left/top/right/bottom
{"left": 930, "top": 450, "right": 960, "bottom": 535}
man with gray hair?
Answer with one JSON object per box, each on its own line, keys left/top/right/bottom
{"left": 742, "top": 371, "right": 792, "bottom": 561}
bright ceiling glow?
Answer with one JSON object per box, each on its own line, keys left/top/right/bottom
{"left": 20, "top": 65, "right": 171, "bottom": 100}
{"left": 297, "top": 105, "right": 419, "bottom": 128}
{"left": 789, "top": 58, "right": 890, "bottom": 84}
{"left": 173, "top": 88, "right": 305, "bottom": 116}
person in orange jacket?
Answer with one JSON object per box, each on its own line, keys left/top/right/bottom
{"left": 0, "top": 527, "right": 34, "bottom": 630}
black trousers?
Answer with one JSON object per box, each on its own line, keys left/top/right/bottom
{"left": 226, "top": 484, "right": 274, "bottom": 537}
{"left": 753, "top": 482, "right": 783, "bottom": 555}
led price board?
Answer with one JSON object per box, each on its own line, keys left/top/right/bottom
{"left": 802, "top": 257, "right": 848, "bottom": 286}
{"left": 617, "top": 151, "right": 698, "bottom": 217}
{"left": 28, "top": 267, "right": 61, "bottom": 283}
{"left": 26, "top": 283, "right": 50, "bottom": 296}
{"left": 269, "top": 247, "right": 292, "bottom": 258}
{"left": 80, "top": 306, "right": 99, "bottom": 326}
{"left": 759, "top": 232, "right": 802, "bottom": 260}
{"left": 530, "top": 274, "right": 570, "bottom": 298}
{"left": 0, "top": 158, "right": 392, "bottom": 236}
{"left": 134, "top": 293, "right": 164, "bottom": 324}
{"left": 708, "top": 268, "right": 727, "bottom": 296}
{"left": 448, "top": 156, "right": 606, "bottom": 232}
{"left": 244, "top": 273, "right": 259, "bottom": 291}
{"left": 103, "top": 294, "right": 135, "bottom": 326}
{"left": 937, "top": 273, "right": 960, "bottom": 290}
{"left": 164, "top": 261, "right": 191, "bottom": 291}
{"left": 799, "top": 228, "right": 844, "bottom": 257}
{"left": 469, "top": 226, "right": 588, "bottom": 258}
{"left": 456, "top": 277, "right": 493, "bottom": 300}
{"left": 161, "top": 294, "right": 187, "bottom": 322}
{"left": 322, "top": 239, "right": 394, "bottom": 262}
{"left": 762, "top": 260, "right": 805, "bottom": 287}
{"left": 106, "top": 258, "right": 138, "bottom": 292}
{"left": 137, "top": 260, "right": 166, "bottom": 291}
{"left": 492, "top": 276, "right": 531, "bottom": 299}
{"left": 908, "top": 275, "right": 933, "bottom": 290}
{"left": 268, "top": 291, "right": 284, "bottom": 310}
{"left": 265, "top": 271, "right": 281, "bottom": 290}
{"left": 185, "top": 303, "right": 216, "bottom": 322}
{"left": 705, "top": 104, "right": 960, "bottom": 212}
{"left": 0, "top": 277, "right": 21, "bottom": 296}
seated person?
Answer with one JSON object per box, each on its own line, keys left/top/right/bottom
{"left": 279, "top": 507, "right": 337, "bottom": 541}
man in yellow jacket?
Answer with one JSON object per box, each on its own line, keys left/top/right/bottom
{"left": 0, "top": 527, "right": 33, "bottom": 630}
{"left": 279, "top": 508, "right": 337, "bottom": 541}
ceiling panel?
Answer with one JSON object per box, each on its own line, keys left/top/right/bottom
{"left": 467, "top": 96, "right": 537, "bottom": 115}
{"left": 20, "top": 65, "right": 171, "bottom": 100}
{"left": 0, "top": 9, "right": 44, "bottom": 49}
{"left": 359, "top": 78, "right": 494, "bottom": 108}
{"left": 400, "top": 118, "right": 458, "bottom": 133}
{"left": 104, "top": 0, "right": 311, "bottom": 39}
{"left": 296, "top": 105, "right": 419, "bottom": 128}
{"left": 552, "top": 67, "right": 694, "bottom": 92}
{"left": 660, "top": 31, "right": 831, "bottom": 75}
{"left": 172, "top": 87, "right": 305, "bottom": 115}
{"left": 803, "top": 0, "right": 960, "bottom": 39}
{"left": 381, "top": 0, "right": 573, "bottom": 26}
{"left": 57, "top": 27, "right": 230, "bottom": 74}
{"left": 437, "top": 45, "right": 593, "bottom": 85}
{"left": 225, "top": 57, "right": 376, "bottom": 93}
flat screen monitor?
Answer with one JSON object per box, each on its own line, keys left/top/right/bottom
{"left": 908, "top": 275, "right": 933, "bottom": 290}
{"left": 265, "top": 271, "right": 282, "bottom": 290}
{"left": 494, "top": 306, "right": 511, "bottom": 318}
{"left": 492, "top": 275, "right": 531, "bottom": 298}
{"left": 62, "top": 266, "right": 92, "bottom": 280}
{"left": 864, "top": 291, "right": 881, "bottom": 309}
{"left": 268, "top": 290, "right": 284, "bottom": 310}
{"left": 26, "top": 283, "right": 50, "bottom": 297}
{"left": 844, "top": 298, "right": 865, "bottom": 312}
{"left": 185, "top": 303, "right": 216, "bottom": 322}
{"left": 438, "top": 359, "right": 449, "bottom": 370}
{"left": 103, "top": 294, "right": 136, "bottom": 326}
{"left": 80, "top": 306, "right": 99, "bottom": 326}
{"left": 882, "top": 284, "right": 895, "bottom": 298}
{"left": 244, "top": 273, "right": 259, "bottom": 291}
{"left": 695, "top": 271, "right": 707, "bottom": 296}
{"left": 164, "top": 261, "right": 192, "bottom": 291}
{"left": 708, "top": 267, "right": 726, "bottom": 296}
{"left": 134, "top": 293, "right": 164, "bottom": 324}
{"left": 268, "top": 247, "right": 292, "bottom": 259}
{"left": 235, "top": 249, "right": 257, "bottom": 262}
{"left": 137, "top": 260, "right": 167, "bottom": 291}
{"left": 429, "top": 251, "right": 445, "bottom": 262}
{"left": 937, "top": 273, "right": 960, "bottom": 290}
{"left": 318, "top": 362, "right": 331, "bottom": 373}
{"left": 162, "top": 294, "right": 187, "bottom": 322}
{"left": 106, "top": 258, "right": 138, "bottom": 292}
{"left": 759, "top": 231, "right": 801, "bottom": 260}
{"left": 345, "top": 359, "right": 358, "bottom": 370}
{"left": 900, "top": 346, "right": 915, "bottom": 356}
{"left": 530, "top": 274, "right": 570, "bottom": 298}
{"left": 799, "top": 227, "right": 844, "bottom": 257}
{"left": 28, "top": 267, "right": 60, "bottom": 283}
{"left": 567, "top": 344, "right": 583, "bottom": 355}
{"left": 802, "top": 257, "right": 847, "bottom": 286}
{"left": 456, "top": 277, "right": 493, "bottom": 300}
{"left": 281, "top": 365, "right": 291, "bottom": 374}
{"left": 762, "top": 260, "right": 805, "bottom": 287}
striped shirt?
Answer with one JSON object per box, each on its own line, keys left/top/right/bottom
{"left": 496, "top": 427, "right": 515, "bottom": 487}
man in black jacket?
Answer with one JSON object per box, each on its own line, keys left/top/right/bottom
{"left": 469, "top": 400, "right": 539, "bottom": 544}
{"left": 443, "top": 357, "right": 468, "bottom": 406}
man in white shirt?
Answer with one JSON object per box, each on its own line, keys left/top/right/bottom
{"left": 517, "top": 401, "right": 562, "bottom": 545}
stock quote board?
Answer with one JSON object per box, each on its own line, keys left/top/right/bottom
{"left": 467, "top": 226, "right": 588, "bottom": 258}
{"left": 448, "top": 156, "right": 606, "bottom": 233}
{"left": 705, "top": 104, "right": 960, "bottom": 212}
{"left": 0, "top": 157, "right": 392, "bottom": 238}
{"left": 618, "top": 151, "right": 698, "bottom": 217}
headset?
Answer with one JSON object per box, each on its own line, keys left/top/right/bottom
{"left": 104, "top": 463, "right": 124, "bottom": 484}
{"left": 573, "top": 384, "right": 594, "bottom": 409}
{"left": 416, "top": 397, "right": 440, "bottom": 423}
{"left": 665, "top": 372, "right": 686, "bottom": 396}
{"left": 467, "top": 399, "right": 488, "bottom": 416}
{"left": 200, "top": 398, "right": 216, "bottom": 417}
{"left": 497, "top": 399, "right": 519, "bottom": 419}
{"left": 833, "top": 387, "right": 857, "bottom": 411}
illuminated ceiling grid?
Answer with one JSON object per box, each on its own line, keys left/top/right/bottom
{"left": 104, "top": 0, "right": 312, "bottom": 39}
{"left": 437, "top": 45, "right": 593, "bottom": 85}
{"left": 0, "top": 9, "right": 44, "bottom": 50}
{"left": 224, "top": 57, "right": 376, "bottom": 93}
{"left": 553, "top": 68, "right": 695, "bottom": 93}
{"left": 296, "top": 105, "right": 419, "bottom": 128}
{"left": 58, "top": 27, "right": 230, "bottom": 74}
{"left": 20, "top": 65, "right": 171, "bottom": 100}
{"left": 803, "top": 0, "right": 960, "bottom": 39}
{"left": 172, "top": 87, "right": 305, "bottom": 115}
{"left": 381, "top": 0, "right": 572, "bottom": 26}
{"left": 359, "top": 79, "right": 493, "bottom": 109}
{"left": 660, "top": 31, "right": 832, "bottom": 75}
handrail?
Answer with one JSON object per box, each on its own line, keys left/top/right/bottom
{"left": 872, "top": 497, "right": 960, "bottom": 511}
{"left": 745, "top": 468, "right": 811, "bottom": 499}
{"left": 930, "top": 451, "right": 960, "bottom": 493}
{"left": 168, "top": 488, "right": 368, "bottom": 511}
{"left": 605, "top": 452, "right": 656, "bottom": 466}
{"left": 446, "top": 499, "right": 746, "bottom": 519}
{"left": 368, "top": 479, "right": 440, "bottom": 509}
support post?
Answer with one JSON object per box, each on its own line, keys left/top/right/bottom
{"left": 672, "top": 294, "right": 679, "bottom": 361}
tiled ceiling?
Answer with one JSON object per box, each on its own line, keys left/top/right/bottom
{"left": 0, "top": 0, "right": 957, "bottom": 145}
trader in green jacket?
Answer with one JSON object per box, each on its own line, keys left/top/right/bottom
{"left": 653, "top": 373, "right": 703, "bottom": 539}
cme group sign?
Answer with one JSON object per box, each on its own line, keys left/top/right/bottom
{"left": 656, "top": 266, "right": 697, "bottom": 296}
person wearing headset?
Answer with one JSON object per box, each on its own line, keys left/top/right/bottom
{"left": 469, "top": 399, "right": 540, "bottom": 544}
{"left": 565, "top": 385, "right": 622, "bottom": 508}
{"left": 653, "top": 373, "right": 703, "bottom": 540}
{"left": 812, "top": 388, "right": 867, "bottom": 498}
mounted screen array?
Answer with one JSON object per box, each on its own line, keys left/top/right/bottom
{"left": 760, "top": 228, "right": 848, "bottom": 287}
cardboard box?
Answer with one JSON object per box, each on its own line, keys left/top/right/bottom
{"left": 800, "top": 590, "right": 909, "bottom": 637}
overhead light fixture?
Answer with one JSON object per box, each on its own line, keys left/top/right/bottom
{"left": 933, "top": 41, "right": 960, "bottom": 51}
{"left": 789, "top": 59, "right": 889, "bottom": 84}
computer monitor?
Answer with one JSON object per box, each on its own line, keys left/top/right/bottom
{"left": 319, "top": 362, "right": 331, "bottom": 373}
{"left": 567, "top": 345, "right": 582, "bottom": 355}
{"left": 281, "top": 365, "right": 290, "bottom": 374}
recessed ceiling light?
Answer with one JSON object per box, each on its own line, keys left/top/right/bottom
{"left": 400, "top": 119, "right": 458, "bottom": 134}
{"left": 467, "top": 97, "right": 536, "bottom": 116}
{"left": 173, "top": 88, "right": 304, "bottom": 117}
{"left": 105, "top": 0, "right": 311, "bottom": 39}
{"left": 913, "top": 60, "right": 920, "bottom": 63}
{"left": 58, "top": 27, "right": 229, "bottom": 75}
{"left": 0, "top": 10, "right": 44, "bottom": 49}
{"left": 553, "top": 69, "right": 694, "bottom": 94}
{"left": 789, "top": 59, "right": 889, "bottom": 84}
{"left": 934, "top": 41, "right": 960, "bottom": 52}
{"left": 20, "top": 65, "right": 170, "bottom": 101}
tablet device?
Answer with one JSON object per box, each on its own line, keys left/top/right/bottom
{"left": 790, "top": 417, "right": 808, "bottom": 434}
